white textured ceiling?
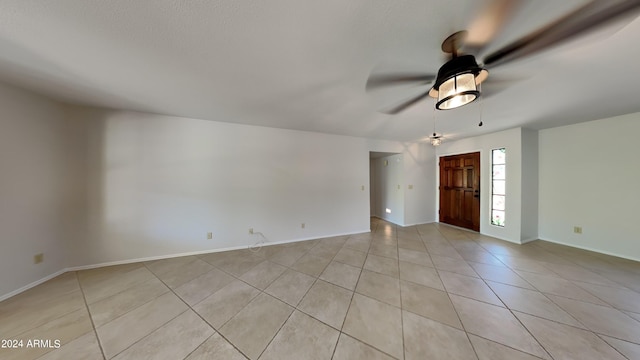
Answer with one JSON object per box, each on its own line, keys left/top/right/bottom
{"left": 1, "top": 0, "right": 639, "bottom": 142}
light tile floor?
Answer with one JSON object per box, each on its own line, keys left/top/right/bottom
{"left": 2, "top": 219, "right": 640, "bottom": 359}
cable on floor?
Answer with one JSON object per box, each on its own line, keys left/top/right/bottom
{"left": 248, "top": 231, "right": 268, "bottom": 252}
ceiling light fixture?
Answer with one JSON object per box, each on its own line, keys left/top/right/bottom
{"left": 429, "top": 55, "right": 488, "bottom": 110}
{"left": 427, "top": 32, "right": 488, "bottom": 110}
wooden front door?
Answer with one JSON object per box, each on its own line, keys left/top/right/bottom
{"left": 439, "top": 152, "right": 480, "bottom": 231}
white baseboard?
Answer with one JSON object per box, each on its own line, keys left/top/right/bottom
{"left": 1, "top": 229, "right": 371, "bottom": 301}
{"left": 66, "top": 244, "right": 251, "bottom": 271}
{"left": 488, "top": 235, "right": 521, "bottom": 245}
{"left": 436, "top": 222, "right": 479, "bottom": 234}
{"left": 0, "top": 269, "right": 68, "bottom": 302}
{"left": 520, "top": 237, "right": 538, "bottom": 244}
{"left": 401, "top": 220, "right": 438, "bottom": 227}
{"left": 538, "top": 237, "right": 640, "bottom": 262}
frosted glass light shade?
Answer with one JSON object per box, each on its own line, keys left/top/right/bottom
{"left": 436, "top": 72, "right": 478, "bottom": 110}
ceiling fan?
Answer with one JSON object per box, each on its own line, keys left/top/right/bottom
{"left": 367, "top": 0, "right": 640, "bottom": 114}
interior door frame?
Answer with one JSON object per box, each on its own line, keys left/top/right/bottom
{"left": 437, "top": 150, "right": 482, "bottom": 232}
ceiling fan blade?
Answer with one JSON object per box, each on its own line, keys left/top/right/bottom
{"left": 480, "top": 80, "right": 515, "bottom": 100}
{"left": 483, "top": 0, "right": 640, "bottom": 67}
{"left": 383, "top": 89, "right": 432, "bottom": 114}
{"left": 465, "top": 0, "right": 527, "bottom": 52}
{"left": 366, "top": 73, "right": 435, "bottom": 91}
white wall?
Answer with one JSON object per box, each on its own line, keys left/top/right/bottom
{"left": 521, "top": 128, "right": 539, "bottom": 242}
{"left": 69, "top": 108, "right": 437, "bottom": 266}
{"left": 436, "top": 128, "right": 523, "bottom": 243}
{"left": 0, "top": 83, "right": 85, "bottom": 298}
{"left": 369, "top": 158, "right": 376, "bottom": 216}
{"left": 539, "top": 113, "right": 640, "bottom": 261}
{"left": 403, "top": 143, "right": 438, "bottom": 226}
{"left": 0, "top": 84, "right": 437, "bottom": 298}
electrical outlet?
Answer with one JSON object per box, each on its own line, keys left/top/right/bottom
{"left": 408, "top": 184, "right": 413, "bottom": 189}
{"left": 249, "top": 228, "right": 254, "bottom": 234}
{"left": 301, "top": 223, "right": 305, "bottom": 229}
{"left": 361, "top": 185, "right": 365, "bottom": 191}
{"left": 33, "top": 253, "right": 43, "bottom": 264}
{"left": 207, "top": 232, "right": 213, "bottom": 240}
{"left": 573, "top": 226, "right": 582, "bottom": 234}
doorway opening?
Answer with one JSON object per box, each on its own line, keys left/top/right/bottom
{"left": 439, "top": 151, "right": 480, "bottom": 231}
{"left": 369, "top": 152, "right": 403, "bottom": 225}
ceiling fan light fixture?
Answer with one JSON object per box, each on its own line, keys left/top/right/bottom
{"left": 436, "top": 73, "right": 478, "bottom": 110}
{"left": 430, "top": 55, "right": 488, "bottom": 110}
{"left": 430, "top": 132, "right": 443, "bottom": 146}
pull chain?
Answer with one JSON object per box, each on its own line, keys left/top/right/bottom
{"left": 478, "top": 83, "right": 484, "bottom": 127}
{"left": 432, "top": 104, "right": 437, "bottom": 137}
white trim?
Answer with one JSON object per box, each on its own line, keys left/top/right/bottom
{"left": 435, "top": 222, "right": 480, "bottom": 234}
{"left": 372, "top": 215, "right": 403, "bottom": 227}
{"left": 487, "top": 235, "right": 521, "bottom": 245}
{"left": 437, "top": 148, "right": 484, "bottom": 158}
{"left": 0, "top": 269, "right": 67, "bottom": 302}
{"left": 538, "top": 237, "right": 640, "bottom": 262}
{"left": 0, "top": 230, "right": 371, "bottom": 301}
{"left": 520, "top": 237, "right": 538, "bottom": 244}
{"left": 401, "top": 220, "right": 437, "bottom": 227}
{"left": 67, "top": 230, "right": 368, "bottom": 271}
{"left": 66, "top": 245, "right": 250, "bottom": 271}
{"left": 436, "top": 222, "right": 517, "bottom": 244}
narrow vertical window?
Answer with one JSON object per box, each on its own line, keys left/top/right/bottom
{"left": 491, "top": 148, "right": 506, "bottom": 226}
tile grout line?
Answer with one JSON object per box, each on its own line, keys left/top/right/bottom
{"left": 397, "top": 224, "right": 407, "bottom": 360}
{"left": 594, "top": 332, "right": 634, "bottom": 360}
{"left": 6, "top": 289, "right": 86, "bottom": 344}
{"left": 389, "top": 224, "right": 411, "bottom": 360}
{"left": 423, "top": 226, "right": 482, "bottom": 360}
{"left": 14, "top": 221, "right": 639, "bottom": 360}
{"left": 433, "top": 227, "right": 557, "bottom": 359}
{"left": 543, "top": 290, "right": 640, "bottom": 340}
{"left": 457, "top": 229, "right": 555, "bottom": 360}
{"left": 140, "top": 261, "right": 250, "bottom": 360}
{"left": 180, "top": 333, "right": 217, "bottom": 360}
{"left": 75, "top": 271, "right": 108, "bottom": 360}
{"left": 447, "top": 228, "right": 553, "bottom": 359}
{"left": 206, "top": 236, "right": 332, "bottom": 334}
{"left": 330, "top": 219, "right": 403, "bottom": 360}
{"left": 331, "top": 239, "right": 368, "bottom": 358}
{"left": 462, "top": 232, "right": 638, "bottom": 344}
{"left": 84, "top": 263, "right": 209, "bottom": 359}
{"left": 456, "top": 224, "right": 639, "bottom": 356}
{"left": 191, "top": 234, "right": 347, "bottom": 359}
{"left": 257, "top": 234, "right": 348, "bottom": 359}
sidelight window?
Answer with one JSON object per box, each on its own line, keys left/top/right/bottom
{"left": 491, "top": 148, "right": 506, "bottom": 226}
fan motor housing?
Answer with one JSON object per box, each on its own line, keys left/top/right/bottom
{"left": 433, "top": 55, "right": 484, "bottom": 89}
